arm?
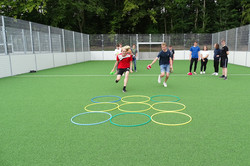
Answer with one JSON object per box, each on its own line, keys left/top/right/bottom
{"left": 170, "top": 57, "right": 173, "bottom": 69}
{"left": 198, "top": 51, "right": 200, "bottom": 61}
{"left": 149, "top": 57, "right": 159, "bottom": 66}
{"left": 111, "top": 61, "right": 118, "bottom": 72}
{"left": 135, "top": 52, "right": 138, "bottom": 58}
{"left": 189, "top": 51, "right": 192, "bottom": 61}
{"left": 204, "top": 53, "right": 209, "bottom": 59}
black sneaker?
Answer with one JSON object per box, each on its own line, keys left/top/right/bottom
{"left": 219, "top": 75, "right": 225, "bottom": 78}
{"left": 224, "top": 77, "right": 228, "bottom": 80}
{"left": 115, "top": 80, "right": 119, "bottom": 83}
{"left": 122, "top": 89, "right": 127, "bottom": 93}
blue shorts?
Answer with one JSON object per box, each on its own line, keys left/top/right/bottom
{"left": 160, "top": 64, "right": 170, "bottom": 73}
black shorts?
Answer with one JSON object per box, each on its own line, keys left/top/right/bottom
{"left": 117, "top": 68, "right": 130, "bottom": 75}
{"left": 220, "top": 58, "right": 228, "bottom": 68}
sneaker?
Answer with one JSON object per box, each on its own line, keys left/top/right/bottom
{"left": 219, "top": 75, "right": 225, "bottom": 78}
{"left": 224, "top": 77, "right": 227, "bottom": 80}
{"left": 163, "top": 82, "right": 167, "bottom": 87}
{"left": 203, "top": 71, "right": 205, "bottom": 74}
{"left": 158, "top": 75, "right": 161, "bottom": 83}
{"left": 122, "top": 89, "right": 127, "bottom": 93}
{"left": 193, "top": 72, "right": 197, "bottom": 75}
{"left": 187, "top": 72, "right": 192, "bottom": 75}
{"left": 200, "top": 71, "right": 203, "bottom": 74}
{"left": 212, "top": 72, "right": 216, "bottom": 75}
{"left": 215, "top": 73, "right": 218, "bottom": 76}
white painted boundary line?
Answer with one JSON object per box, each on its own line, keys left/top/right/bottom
{"left": 15, "top": 74, "right": 250, "bottom": 78}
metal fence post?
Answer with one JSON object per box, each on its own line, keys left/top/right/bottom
{"left": 37, "top": 31, "right": 41, "bottom": 53}
{"left": 211, "top": 33, "right": 213, "bottom": 50}
{"left": 234, "top": 28, "right": 238, "bottom": 64}
{"left": 10, "top": 35, "right": 14, "bottom": 53}
{"left": 246, "top": 25, "right": 250, "bottom": 66}
{"left": 218, "top": 32, "right": 220, "bottom": 43}
{"left": 62, "top": 29, "right": 67, "bottom": 64}
{"left": 2, "top": 16, "right": 13, "bottom": 75}
{"left": 136, "top": 34, "right": 139, "bottom": 60}
{"left": 73, "top": 31, "right": 77, "bottom": 63}
{"left": 162, "top": 34, "right": 164, "bottom": 42}
{"left": 29, "top": 22, "right": 37, "bottom": 70}
{"left": 81, "top": 33, "right": 84, "bottom": 62}
{"left": 48, "top": 26, "right": 55, "bottom": 67}
{"left": 226, "top": 30, "right": 228, "bottom": 44}
{"left": 22, "top": 29, "right": 26, "bottom": 54}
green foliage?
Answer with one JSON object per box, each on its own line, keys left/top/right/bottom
{"left": 0, "top": 0, "right": 248, "bottom": 34}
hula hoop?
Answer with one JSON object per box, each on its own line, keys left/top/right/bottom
{"left": 151, "top": 111, "right": 192, "bottom": 126}
{"left": 121, "top": 95, "right": 150, "bottom": 103}
{"left": 110, "top": 112, "right": 151, "bottom": 127}
{"left": 91, "top": 95, "right": 121, "bottom": 103}
{"left": 150, "top": 95, "right": 180, "bottom": 102}
{"left": 151, "top": 102, "right": 186, "bottom": 112}
{"left": 118, "top": 102, "right": 152, "bottom": 112}
{"left": 71, "top": 111, "right": 112, "bottom": 126}
{"left": 85, "top": 103, "right": 119, "bottom": 112}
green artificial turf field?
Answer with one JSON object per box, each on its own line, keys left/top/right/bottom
{"left": 0, "top": 60, "right": 250, "bottom": 166}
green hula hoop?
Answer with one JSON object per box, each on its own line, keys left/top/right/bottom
{"left": 151, "top": 111, "right": 192, "bottom": 126}
{"left": 150, "top": 95, "right": 180, "bottom": 102}
{"left": 110, "top": 112, "right": 151, "bottom": 127}
{"left": 151, "top": 102, "right": 186, "bottom": 112}
{"left": 118, "top": 102, "right": 152, "bottom": 112}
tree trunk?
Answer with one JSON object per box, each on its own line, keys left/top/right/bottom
{"left": 202, "top": 0, "right": 206, "bottom": 31}
{"left": 195, "top": 7, "right": 199, "bottom": 31}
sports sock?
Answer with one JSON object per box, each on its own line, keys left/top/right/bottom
{"left": 123, "top": 86, "right": 126, "bottom": 90}
{"left": 115, "top": 80, "right": 119, "bottom": 83}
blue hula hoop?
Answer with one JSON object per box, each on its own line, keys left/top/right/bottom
{"left": 150, "top": 95, "right": 180, "bottom": 102}
{"left": 71, "top": 111, "right": 112, "bottom": 126}
{"left": 110, "top": 112, "right": 151, "bottom": 127}
{"left": 91, "top": 95, "right": 121, "bottom": 103}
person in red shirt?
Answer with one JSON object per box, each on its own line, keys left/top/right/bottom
{"left": 110, "top": 47, "right": 133, "bottom": 92}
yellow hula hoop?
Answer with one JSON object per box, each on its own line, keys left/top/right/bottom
{"left": 151, "top": 102, "right": 186, "bottom": 112}
{"left": 118, "top": 102, "right": 152, "bottom": 112}
{"left": 84, "top": 103, "right": 119, "bottom": 112}
{"left": 121, "top": 95, "right": 150, "bottom": 103}
{"left": 151, "top": 111, "right": 192, "bottom": 126}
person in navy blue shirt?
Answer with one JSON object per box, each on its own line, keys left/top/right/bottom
{"left": 188, "top": 41, "right": 200, "bottom": 75}
{"left": 148, "top": 42, "right": 173, "bottom": 87}
{"left": 212, "top": 43, "right": 220, "bottom": 76}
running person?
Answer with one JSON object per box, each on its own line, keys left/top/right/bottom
{"left": 169, "top": 45, "right": 175, "bottom": 73}
{"left": 212, "top": 43, "right": 220, "bottom": 76}
{"left": 131, "top": 44, "right": 138, "bottom": 72}
{"left": 110, "top": 47, "right": 133, "bottom": 92}
{"left": 147, "top": 42, "right": 173, "bottom": 87}
{"left": 200, "top": 45, "right": 209, "bottom": 74}
{"left": 188, "top": 41, "right": 200, "bottom": 75}
{"left": 219, "top": 40, "right": 229, "bottom": 80}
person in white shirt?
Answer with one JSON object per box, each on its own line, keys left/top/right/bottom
{"left": 200, "top": 45, "right": 209, "bottom": 74}
{"left": 114, "top": 44, "right": 121, "bottom": 59}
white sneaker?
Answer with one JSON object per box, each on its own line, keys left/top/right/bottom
{"left": 163, "top": 82, "right": 167, "bottom": 87}
{"left": 203, "top": 71, "right": 205, "bottom": 74}
{"left": 215, "top": 73, "right": 218, "bottom": 76}
{"left": 200, "top": 71, "right": 203, "bottom": 74}
{"left": 212, "top": 72, "right": 216, "bottom": 75}
{"left": 158, "top": 75, "right": 161, "bottom": 83}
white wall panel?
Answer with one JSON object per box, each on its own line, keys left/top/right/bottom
{"left": 76, "top": 52, "right": 84, "bottom": 63}
{"left": 234, "top": 51, "right": 246, "bottom": 66}
{"left": 36, "top": 53, "right": 54, "bottom": 70}
{"left": 90, "top": 51, "right": 103, "bottom": 60}
{"left": 54, "top": 53, "right": 67, "bottom": 67}
{"left": 11, "top": 54, "right": 36, "bottom": 75}
{"left": 0, "top": 56, "right": 11, "bottom": 78}
{"left": 66, "top": 52, "right": 77, "bottom": 64}
{"left": 247, "top": 52, "right": 250, "bottom": 67}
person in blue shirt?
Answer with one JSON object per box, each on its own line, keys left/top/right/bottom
{"left": 148, "top": 42, "right": 173, "bottom": 87}
{"left": 188, "top": 41, "right": 200, "bottom": 75}
{"left": 212, "top": 43, "right": 221, "bottom": 76}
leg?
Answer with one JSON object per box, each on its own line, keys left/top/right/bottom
{"left": 133, "top": 58, "right": 137, "bottom": 71}
{"left": 189, "top": 58, "right": 194, "bottom": 72}
{"left": 124, "top": 71, "right": 129, "bottom": 86}
{"left": 200, "top": 60, "right": 204, "bottom": 72}
{"left": 204, "top": 59, "right": 208, "bottom": 71}
{"left": 215, "top": 59, "right": 219, "bottom": 73}
{"left": 194, "top": 58, "right": 198, "bottom": 72}
{"left": 116, "top": 74, "right": 122, "bottom": 82}
{"left": 164, "top": 72, "right": 170, "bottom": 83}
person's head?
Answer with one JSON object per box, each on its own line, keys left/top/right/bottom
{"left": 116, "top": 44, "right": 119, "bottom": 49}
{"left": 132, "top": 44, "right": 136, "bottom": 49}
{"left": 214, "top": 43, "right": 219, "bottom": 49}
{"left": 161, "top": 42, "right": 167, "bottom": 50}
{"left": 221, "top": 40, "right": 226, "bottom": 46}
{"left": 119, "top": 43, "right": 122, "bottom": 48}
{"left": 194, "top": 41, "right": 198, "bottom": 47}
{"left": 121, "top": 48, "right": 127, "bottom": 56}
{"left": 169, "top": 45, "right": 172, "bottom": 50}
{"left": 203, "top": 45, "right": 208, "bottom": 51}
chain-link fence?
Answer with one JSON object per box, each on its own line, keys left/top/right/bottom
{"left": 0, "top": 15, "right": 89, "bottom": 55}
